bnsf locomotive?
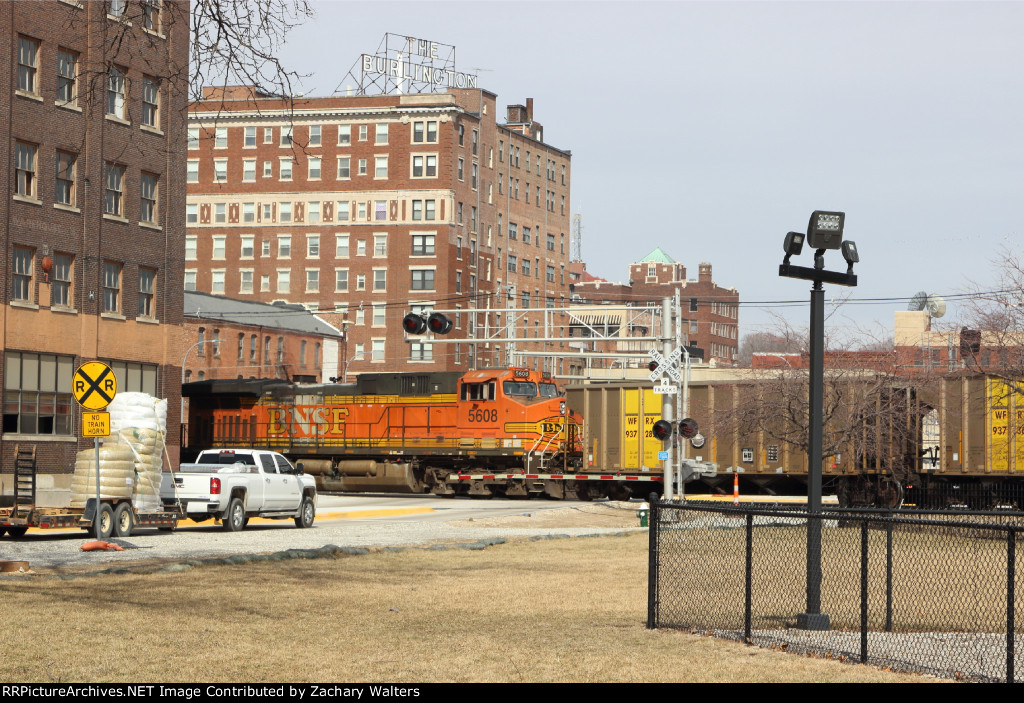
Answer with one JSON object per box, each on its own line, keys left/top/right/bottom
{"left": 184, "top": 367, "right": 596, "bottom": 499}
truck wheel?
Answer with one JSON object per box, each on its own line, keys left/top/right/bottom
{"left": 97, "top": 503, "right": 115, "bottom": 539}
{"left": 294, "top": 497, "right": 315, "bottom": 528}
{"left": 114, "top": 503, "right": 135, "bottom": 537}
{"left": 6, "top": 526, "right": 27, "bottom": 538}
{"left": 222, "top": 498, "right": 246, "bottom": 532}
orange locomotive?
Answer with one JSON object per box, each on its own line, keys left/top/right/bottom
{"left": 184, "top": 367, "right": 589, "bottom": 498}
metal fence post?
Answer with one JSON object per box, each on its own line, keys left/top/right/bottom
{"left": 885, "top": 517, "right": 894, "bottom": 632}
{"left": 745, "top": 512, "right": 753, "bottom": 642}
{"left": 861, "top": 517, "right": 869, "bottom": 663}
{"left": 1007, "top": 528, "right": 1016, "bottom": 683}
{"left": 647, "top": 493, "right": 660, "bottom": 630}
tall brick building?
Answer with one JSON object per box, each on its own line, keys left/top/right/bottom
{"left": 187, "top": 86, "right": 573, "bottom": 378}
{"left": 571, "top": 249, "right": 740, "bottom": 365}
{"left": 0, "top": 1, "right": 188, "bottom": 491}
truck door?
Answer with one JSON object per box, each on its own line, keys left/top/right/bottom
{"left": 267, "top": 454, "right": 303, "bottom": 510}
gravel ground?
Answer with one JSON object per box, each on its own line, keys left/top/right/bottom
{"left": 0, "top": 502, "right": 645, "bottom": 574}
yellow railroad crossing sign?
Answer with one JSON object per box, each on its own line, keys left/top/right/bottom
{"left": 73, "top": 361, "right": 117, "bottom": 411}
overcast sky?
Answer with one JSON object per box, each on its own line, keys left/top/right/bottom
{"left": 275, "top": 1, "right": 1024, "bottom": 341}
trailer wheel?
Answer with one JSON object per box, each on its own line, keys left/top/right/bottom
{"left": 294, "top": 496, "right": 315, "bottom": 528}
{"left": 222, "top": 498, "right": 246, "bottom": 532}
{"left": 0, "top": 526, "right": 7, "bottom": 537}
{"left": 6, "top": 526, "right": 27, "bottom": 538}
{"left": 114, "top": 503, "right": 135, "bottom": 537}
{"left": 97, "top": 503, "right": 115, "bottom": 539}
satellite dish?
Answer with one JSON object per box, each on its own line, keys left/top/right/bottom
{"left": 926, "top": 294, "right": 947, "bottom": 318}
{"left": 908, "top": 291, "right": 928, "bottom": 311}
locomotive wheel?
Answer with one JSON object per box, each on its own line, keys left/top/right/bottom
{"left": 608, "top": 483, "right": 633, "bottom": 502}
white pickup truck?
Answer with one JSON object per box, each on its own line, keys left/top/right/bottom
{"left": 162, "top": 449, "right": 317, "bottom": 531}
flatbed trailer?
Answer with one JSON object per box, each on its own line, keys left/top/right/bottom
{"left": 0, "top": 499, "right": 181, "bottom": 538}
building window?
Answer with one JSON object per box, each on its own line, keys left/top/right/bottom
{"left": 309, "top": 124, "right": 321, "bottom": 146}
{"left": 140, "top": 173, "right": 158, "bottom": 224}
{"left": 242, "top": 159, "right": 256, "bottom": 181}
{"left": 263, "top": 161, "right": 273, "bottom": 178}
{"left": 281, "top": 124, "right": 292, "bottom": 147}
{"left": 307, "top": 234, "right": 320, "bottom": 257}
{"left": 338, "top": 124, "right": 351, "bottom": 145}
{"left": 242, "top": 202, "right": 255, "bottom": 223}
{"left": 306, "top": 269, "right": 319, "bottom": 292}
{"left": 55, "top": 151, "right": 76, "bottom": 206}
{"left": 412, "top": 154, "right": 437, "bottom": 178}
{"left": 11, "top": 247, "right": 33, "bottom": 302}
{"left": 214, "top": 203, "right": 226, "bottom": 223}
{"left": 142, "top": 76, "right": 159, "bottom": 127}
{"left": 107, "top": 65, "right": 125, "bottom": 119}
{"left": 411, "top": 234, "right": 435, "bottom": 256}
{"left": 308, "top": 201, "right": 320, "bottom": 224}
{"left": 280, "top": 158, "right": 292, "bottom": 180}
{"left": 338, "top": 156, "right": 350, "bottom": 179}
{"left": 45, "top": 253, "right": 73, "bottom": 309}
{"left": 16, "top": 36, "right": 39, "bottom": 95}
{"left": 211, "top": 236, "right": 226, "bottom": 259}
{"left": 411, "top": 269, "right": 435, "bottom": 291}
{"left": 458, "top": 158, "right": 464, "bottom": 181}
{"left": 358, "top": 159, "right": 367, "bottom": 176}
{"left": 277, "top": 337, "right": 284, "bottom": 363}
{"left": 184, "top": 271, "right": 196, "bottom": 290}
{"left": 373, "top": 303, "right": 386, "bottom": 326}
{"left": 187, "top": 160, "right": 198, "bottom": 183}
{"left": 188, "top": 127, "right": 199, "bottom": 149}
{"left": 412, "top": 120, "right": 438, "bottom": 143}
{"left": 278, "top": 234, "right": 291, "bottom": 258}
{"left": 2, "top": 352, "right": 74, "bottom": 436}
{"left": 277, "top": 269, "right": 290, "bottom": 294}
{"left": 359, "top": 125, "right": 368, "bottom": 141}
{"left": 337, "top": 201, "right": 350, "bottom": 221}
{"left": 375, "top": 156, "right": 388, "bottom": 179}
{"left": 104, "top": 163, "right": 124, "bottom": 216}
{"left": 142, "top": 0, "right": 161, "bottom": 31}
{"left": 279, "top": 202, "right": 291, "bottom": 222}
{"left": 138, "top": 268, "right": 156, "bottom": 318}
{"left": 102, "top": 261, "right": 121, "bottom": 313}
{"left": 374, "top": 200, "right": 387, "bottom": 221}
{"left": 335, "top": 269, "right": 348, "bottom": 292}
{"left": 336, "top": 234, "right": 349, "bottom": 257}
{"left": 308, "top": 156, "right": 321, "bottom": 180}
{"left": 410, "top": 341, "right": 432, "bottom": 362}
{"left": 374, "top": 269, "right": 386, "bottom": 291}
{"left": 373, "top": 234, "right": 387, "bottom": 257}
{"left": 214, "top": 159, "right": 227, "bottom": 181}
{"left": 239, "top": 270, "right": 253, "bottom": 293}
{"left": 240, "top": 235, "right": 254, "bottom": 258}
{"left": 244, "top": 126, "right": 256, "bottom": 147}
{"left": 15, "top": 142, "right": 37, "bottom": 199}
{"left": 211, "top": 271, "right": 225, "bottom": 293}
{"left": 57, "top": 49, "right": 77, "bottom": 104}
{"left": 372, "top": 339, "right": 385, "bottom": 362}
{"left": 185, "top": 236, "right": 197, "bottom": 260}
{"left": 376, "top": 123, "right": 388, "bottom": 144}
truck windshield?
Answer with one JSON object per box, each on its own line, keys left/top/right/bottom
{"left": 503, "top": 381, "right": 537, "bottom": 397}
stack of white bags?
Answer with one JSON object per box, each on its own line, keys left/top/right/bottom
{"left": 70, "top": 392, "right": 168, "bottom": 511}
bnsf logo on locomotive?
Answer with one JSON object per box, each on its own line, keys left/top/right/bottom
{"left": 266, "top": 406, "right": 351, "bottom": 436}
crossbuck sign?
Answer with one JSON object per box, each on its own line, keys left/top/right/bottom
{"left": 649, "top": 348, "right": 682, "bottom": 384}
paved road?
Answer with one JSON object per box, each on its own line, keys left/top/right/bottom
{"left": 0, "top": 494, "right": 639, "bottom": 572}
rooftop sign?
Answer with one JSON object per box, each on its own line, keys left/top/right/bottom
{"left": 340, "top": 33, "right": 478, "bottom": 96}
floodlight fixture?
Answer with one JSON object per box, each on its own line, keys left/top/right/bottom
{"left": 841, "top": 240, "right": 859, "bottom": 265}
{"left": 783, "top": 231, "right": 805, "bottom": 264}
{"left": 806, "top": 210, "right": 845, "bottom": 250}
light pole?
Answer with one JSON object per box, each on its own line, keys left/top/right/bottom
{"left": 180, "top": 338, "right": 220, "bottom": 426}
{"left": 778, "top": 210, "right": 859, "bottom": 632}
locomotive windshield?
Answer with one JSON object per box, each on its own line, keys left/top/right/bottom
{"left": 503, "top": 380, "right": 537, "bottom": 397}
{"left": 538, "top": 383, "right": 559, "bottom": 398}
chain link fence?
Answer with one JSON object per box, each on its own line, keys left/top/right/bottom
{"left": 647, "top": 497, "right": 1024, "bottom": 682}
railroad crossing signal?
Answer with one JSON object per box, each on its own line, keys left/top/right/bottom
{"left": 73, "top": 361, "right": 117, "bottom": 411}
{"left": 649, "top": 348, "right": 681, "bottom": 383}
{"left": 402, "top": 311, "right": 453, "bottom": 335}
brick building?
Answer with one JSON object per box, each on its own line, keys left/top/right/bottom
{"left": 182, "top": 290, "right": 343, "bottom": 384}
{"left": 186, "top": 86, "right": 574, "bottom": 378}
{"left": 0, "top": 0, "right": 188, "bottom": 492}
{"left": 571, "top": 249, "right": 740, "bottom": 365}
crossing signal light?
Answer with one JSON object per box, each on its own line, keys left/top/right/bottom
{"left": 648, "top": 361, "right": 659, "bottom": 372}
{"left": 652, "top": 420, "right": 674, "bottom": 441}
{"left": 678, "top": 417, "right": 699, "bottom": 439}
{"left": 427, "top": 312, "right": 453, "bottom": 335}
{"left": 402, "top": 313, "right": 427, "bottom": 335}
